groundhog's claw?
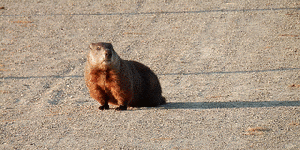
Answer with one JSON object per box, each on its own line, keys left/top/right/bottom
{"left": 115, "top": 105, "right": 127, "bottom": 111}
{"left": 99, "top": 104, "right": 109, "bottom": 110}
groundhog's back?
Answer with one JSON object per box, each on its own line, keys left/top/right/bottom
{"left": 126, "top": 60, "right": 166, "bottom": 107}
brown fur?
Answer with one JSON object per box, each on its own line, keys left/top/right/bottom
{"left": 84, "top": 42, "right": 166, "bottom": 110}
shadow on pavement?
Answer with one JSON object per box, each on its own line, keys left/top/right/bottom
{"left": 161, "top": 101, "right": 300, "bottom": 109}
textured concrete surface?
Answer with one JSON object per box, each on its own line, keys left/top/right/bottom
{"left": 1, "top": 0, "right": 300, "bottom": 149}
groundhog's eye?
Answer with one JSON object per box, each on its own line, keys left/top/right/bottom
{"left": 96, "top": 47, "right": 101, "bottom": 50}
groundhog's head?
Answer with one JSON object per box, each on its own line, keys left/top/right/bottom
{"left": 88, "top": 42, "right": 120, "bottom": 69}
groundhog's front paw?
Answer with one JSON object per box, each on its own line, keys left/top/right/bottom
{"left": 99, "top": 104, "right": 109, "bottom": 110}
{"left": 115, "top": 105, "right": 127, "bottom": 111}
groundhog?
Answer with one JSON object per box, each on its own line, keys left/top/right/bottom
{"left": 84, "top": 42, "right": 166, "bottom": 110}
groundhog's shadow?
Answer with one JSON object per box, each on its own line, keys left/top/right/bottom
{"left": 160, "top": 101, "right": 300, "bottom": 109}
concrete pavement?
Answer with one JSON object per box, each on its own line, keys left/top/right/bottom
{"left": 1, "top": 0, "right": 299, "bottom": 149}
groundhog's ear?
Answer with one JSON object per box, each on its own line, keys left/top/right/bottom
{"left": 89, "top": 43, "right": 95, "bottom": 49}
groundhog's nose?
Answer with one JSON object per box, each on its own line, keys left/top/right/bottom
{"left": 105, "top": 50, "right": 112, "bottom": 59}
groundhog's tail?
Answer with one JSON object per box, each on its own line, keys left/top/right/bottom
{"left": 159, "top": 96, "right": 166, "bottom": 105}
{"left": 153, "top": 96, "right": 166, "bottom": 106}
{"left": 143, "top": 95, "right": 166, "bottom": 107}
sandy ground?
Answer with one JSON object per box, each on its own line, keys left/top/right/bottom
{"left": 1, "top": 0, "right": 300, "bottom": 149}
